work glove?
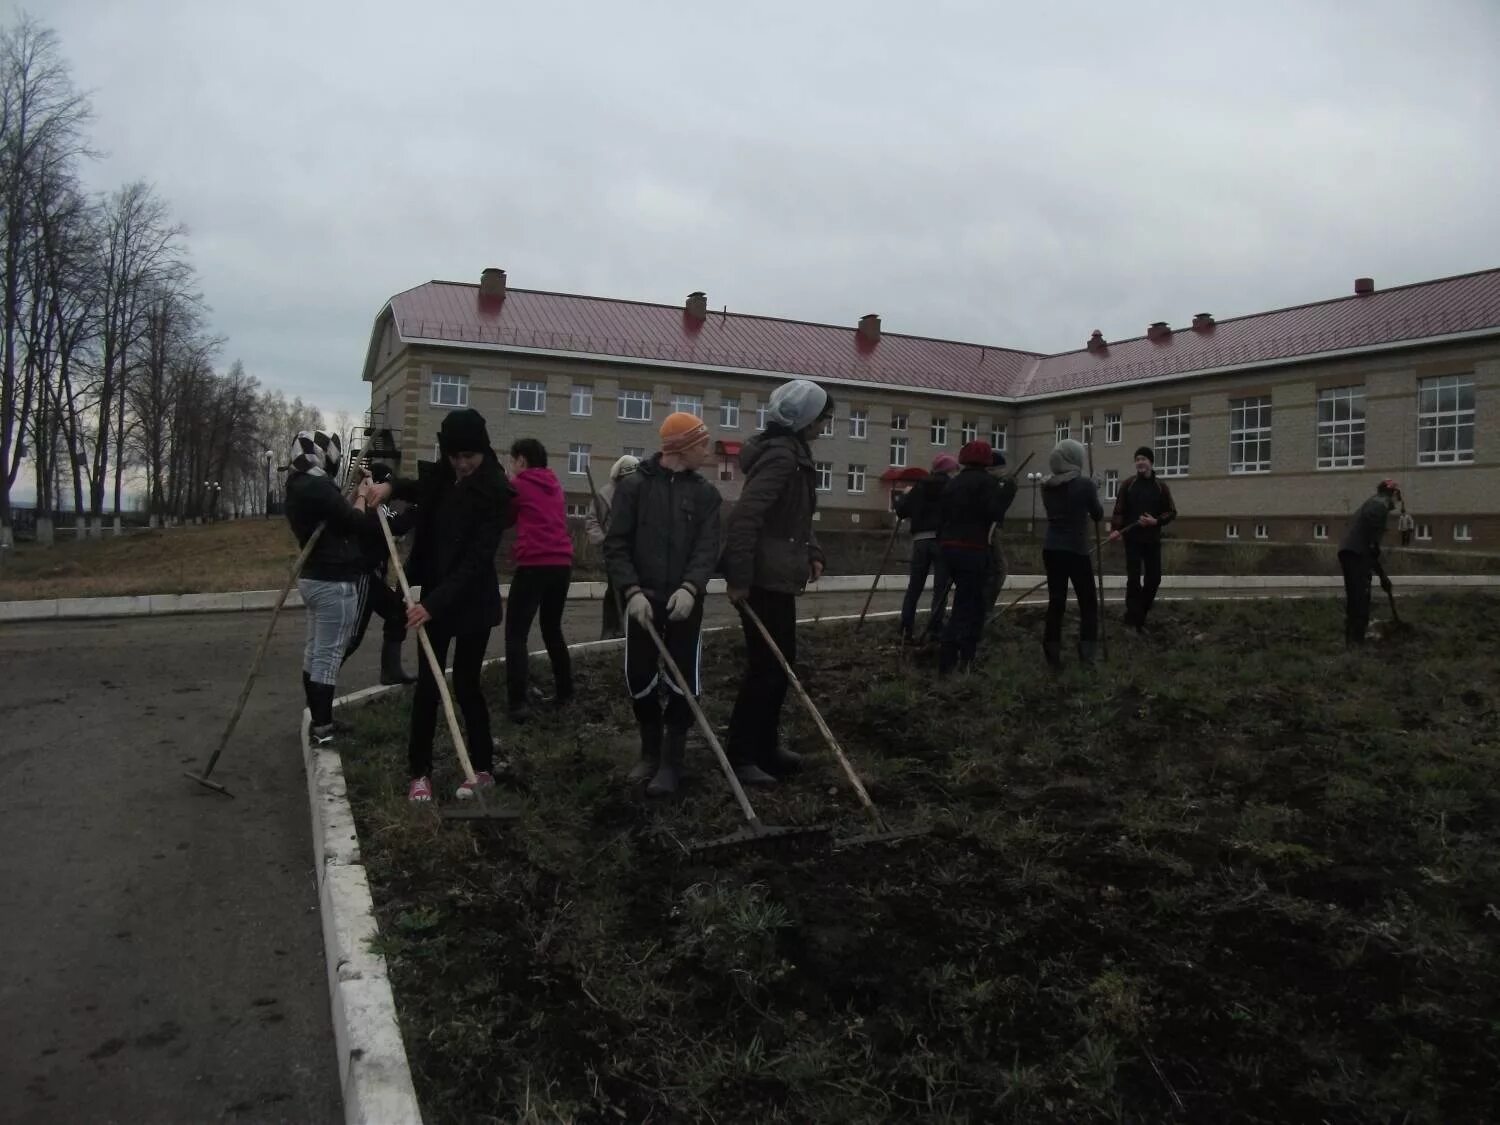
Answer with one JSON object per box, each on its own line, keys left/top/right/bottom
{"left": 625, "top": 591, "right": 653, "bottom": 627}
{"left": 667, "top": 586, "right": 696, "bottom": 621}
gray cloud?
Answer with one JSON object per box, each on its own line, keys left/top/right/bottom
{"left": 42, "top": 0, "right": 1500, "bottom": 417}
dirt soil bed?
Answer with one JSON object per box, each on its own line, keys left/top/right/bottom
{"left": 344, "top": 594, "right": 1500, "bottom": 1123}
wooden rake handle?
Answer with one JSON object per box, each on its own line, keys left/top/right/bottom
{"left": 736, "top": 601, "right": 888, "bottom": 832}
{"left": 376, "top": 505, "right": 478, "bottom": 784}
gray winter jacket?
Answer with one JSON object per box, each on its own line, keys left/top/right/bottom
{"left": 722, "top": 428, "right": 824, "bottom": 594}
{"left": 603, "top": 455, "right": 722, "bottom": 599}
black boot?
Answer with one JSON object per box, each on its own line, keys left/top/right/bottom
{"left": 629, "top": 723, "right": 662, "bottom": 783}
{"left": 1077, "top": 640, "right": 1098, "bottom": 665}
{"left": 380, "top": 641, "right": 417, "bottom": 685}
{"left": 1043, "top": 640, "right": 1063, "bottom": 669}
{"left": 759, "top": 742, "right": 803, "bottom": 778}
{"left": 647, "top": 727, "right": 686, "bottom": 797}
{"left": 729, "top": 743, "right": 778, "bottom": 787}
{"left": 303, "top": 672, "right": 314, "bottom": 711}
{"left": 938, "top": 640, "right": 959, "bottom": 676}
{"left": 309, "top": 683, "right": 336, "bottom": 744}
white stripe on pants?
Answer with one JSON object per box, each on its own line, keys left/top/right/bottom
{"left": 299, "top": 578, "right": 359, "bottom": 685}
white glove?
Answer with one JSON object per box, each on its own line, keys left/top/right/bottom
{"left": 667, "top": 586, "right": 696, "bottom": 622}
{"left": 625, "top": 591, "right": 653, "bottom": 627}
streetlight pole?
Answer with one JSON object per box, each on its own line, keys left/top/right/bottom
{"left": 264, "top": 450, "right": 274, "bottom": 518}
{"left": 1027, "top": 471, "right": 1044, "bottom": 535}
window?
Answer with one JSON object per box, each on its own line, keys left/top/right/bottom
{"left": 1081, "top": 415, "right": 1094, "bottom": 446}
{"left": 1104, "top": 413, "right": 1122, "bottom": 444}
{"left": 849, "top": 409, "right": 868, "bottom": 439}
{"left": 1229, "top": 396, "right": 1272, "bottom": 474}
{"left": 1454, "top": 522, "right": 1473, "bottom": 542}
{"left": 1104, "top": 469, "right": 1119, "bottom": 500}
{"left": 1417, "top": 375, "right": 1475, "bottom": 464}
{"left": 671, "top": 393, "right": 703, "bottom": 418}
{"left": 991, "top": 425, "right": 1007, "bottom": 452}
{"left": 820, "top": 415, "right": 835, "bottom": 437}
{"left": 1313, "top": 523, "right": 1328, "bottom": 540}
{"left": 891, "top": 412, "right": 908, "bottom": 432}
{"left": 847, "top": 464, "right": 866, "bottom": 493}
{"left": 1254, "top": 524, "right": 1269, "bottom": 540}
{"left": 1416, "top": 522, "right": 1432, "bottom": 542}
{"left": 623, "top": 445, "right": 646, "bottom": 458}
{"left": 850, "top": 513, "right": 861, "bottom": 525}
{"left": 719, "top": 397, "right": 740, "bottom": 429}
{"left": 567, "top": 443, "right": 590, "bottom": 476}
{"left": 509, "top": 379, "right": 547, "bottom": 414}
{"left": 565, "top": 502, "right": 588, "bottom": 518}
{"left": 570, "top": 385, "right": 593, "bottom": 417}
{"left": 431, "top": 372, "right": 469, "bottom": 408}
{"left": 719, "top": 458, "right": 735, "bottom": 482}
{"left": 890, "top": 437, "right": 908, "bottom": 467}
{"left": 1317, "top": 386, "right": 1365, "bottom": 469}
{"left": 618, "top": 389, "right": 653, "bottom": 422}
{"left": 756, "top": 405, "right": 767, "bottom": 431}
{"left": 930, "top": 417, "right": 948, "bottom": 445}
{"left": 1153, "top": 406, "right": 1191, "bottom": 477}
{"left": 961, "top": 420, "right": 978, "bottom": 444}
{"left": 1055, "top": 418, "right": 1070, "bottom": 443}
{"left": 1225, "top": 523, "right": 1239, "bottom": 540}
{"left": 814, "top": 461, "right": 833, "bottom": 491}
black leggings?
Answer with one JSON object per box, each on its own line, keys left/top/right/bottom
{"left": 504, "top": 565, "right": 574, "bottom": 707}
{"left": 343, "top": 569, "right": 407, "bottom": 663}
{"left": 1339, "top": 550, "right": 1373, "bottom": 644}
{"left": 727, "top": 588, "right": 797, "bottom": 766}
{"left": 408, "top": 627, "right": 493, "bottom": 779}
{"left": 1043, "top": 549, "right": 1098, "bottom": 644}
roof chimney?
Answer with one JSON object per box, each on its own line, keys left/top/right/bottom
{"left": 1146, "top": 320, "right": 1172, "bottom": 342}
{"left": 857, "top": 313, "right": 882, "bottom": 345}
{"left": 1087, "top": 329, "right": 1107, "bottom": 353}
{"left": 684, "top": 291, "right": 708, "bottom": 321}
{"left": 1192, "top": 312, "right": 1215, "bottom": 332}
{"left": 1354, "top": 277, "right": 1375, "bottom": 296}
{"left": 479, "top": 267, "right": 507, "bottom": 298}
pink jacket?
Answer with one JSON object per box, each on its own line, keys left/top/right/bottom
{"left": 510, "top": 467, "right": 575, "bottom": 568}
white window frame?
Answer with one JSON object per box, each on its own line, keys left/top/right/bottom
{"left": 961, "top": 420, "right": 978, "bottom": 444}
{"left": 756, "top": 405, "right": 767, "bottom": 431}
{"left": 1081, "top": 415, "right": 1094, "bottom": 446}
{"left": 1417, "top": 375, "right": 1475, "bottom": 465}
{"left": 570, "top": 385, "right": 593, "bottom": 417}
{"left": 618, "top": 389, "right": 653, "bottom": 423}
{"left": 430, "top": 372, "right": 469, "bottom": 408}
{"left": 1104, "top": 413, "right": 1122, "bottom": 445}
{"left": 891, "top": 412, "right": 908, "bottom": 432}
{"left": 849, "top": 409, "right": 868, "bottom": 439}
{"left": 1313, "top": 523, "right": 1328, "bottom": 540}
{"left": 1317, "top": 386, "right": 1365, "bottom": 470}
{"left": 1254, "top": 523, "right": 1269, "bottom": 540}
{"left": 820, "top": 415, "right": 835, "bottom": 438}
{"left": 1225, "top": 523, "right": 1239, "bottom": 540}
{"left": 890, "top": 436, "right": 908, "bottom": 468}
{"left": 567, "top": 443, "right": 590, "bottom": 476}
{"left": 1454, "top": 522, "right": 1473, "bottom": 542}
{"left": 814, "top": 461, "right": 833, "bottom": 492}
{"left": 1416, "top": 522, "right": 1432, "bottom": 542}
{"left": 930, "top": 417, "right": 948, "bottom": 446}
{"left": 850, "top": 513, "right": 861, "bottom": 525}
{"left": 1055, "top": 418, "right": 1071, "bottom": 444}
{"left": 1229, "top": 396, "right": 1272, "bottom": 474}
{"left": 991, "top": 425, "right": 1006, "bottom": 452}
{"left": 1104, "top": 469, "right": 1119, "bottom": 500}
{"left": 670, "top": 393, "right": 703, "bottom": 418}
{"left": 1154, "top": 406, "right": 1191, "bottom": 478}
{"left": 719, "top": 397, "right": 740, "bottom": 429}
{"left": 509, "top": 379, "right": 547, "bottom": 415}
{"left": 847, "top": 464, "right": 866, "bottom": 494}
{"left": 565, "top": 502, "right": 588, "bottom": 519}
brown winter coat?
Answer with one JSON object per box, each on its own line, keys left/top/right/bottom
{"left": 722, "top": 429, "right": 824, "bottom": 594}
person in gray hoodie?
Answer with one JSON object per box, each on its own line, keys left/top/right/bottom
{"left": 722, "top": 379, "right": 832, "bottom": 786}
{"left": 585, "top": 454, "right": 640, "bottom": 640}
{"left": 1338, "top": 478, "right": 1400, "bottom": 646}
{"left": 1040, "top": 438, "right": 1104, "bottom": 668}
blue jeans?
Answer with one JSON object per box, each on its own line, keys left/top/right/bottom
{"left": 939, "top": 547, "right": 990, "bottom": 672}
{"left": 901, "top": 537, "right": 951, "bottom": 637}
{"left": 298, "top": 578, "right": 359, "bottom": 686}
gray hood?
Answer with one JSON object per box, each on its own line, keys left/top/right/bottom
{"left": 766, "top": 379, "right": 829, "bottom": 431}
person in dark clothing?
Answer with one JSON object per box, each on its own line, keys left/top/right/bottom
{"left": 896, "top": 454, "right": 957, "bottom": 642}
{"left": 389, "top": 408, "right": 516, "bottom": 803}
{"left": 1108, "top": 446, "right": 1179, "bottom": 631}
{"left": 285, "top": 429, "right": 385, "bottom": 745}
{"left": 936, "top": 440, "right": 1018, "bottom": 674}
{"left": 1338, "top": 479, "right": 1400, "bottom": 646}
{"left": 585, "top": 454, "right": 640, "bottom": 639}
{"left": 342, "top": 461, "right": 417, "bottom": 685}
{"left": 604, "top": 412, "right": 722, "bottom": 796}
{"left": 723, "top": 379, "right": 832, "bottom": 786}
{"left": 1041, "top": 438, "right": 1104, "bottom": 668}
{"left": 504, "top": 438, "right": 575, "bottom": 723}
{"left": 981, "top": 448, "right": 1012, "bottom": 612}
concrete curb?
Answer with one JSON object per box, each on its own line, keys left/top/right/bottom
{"left": 9, "top": 572, "right": 1500, "bottom": 622}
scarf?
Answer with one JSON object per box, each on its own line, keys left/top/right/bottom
{"left": 289, "top": 430, "right": 341, "bottom": 478}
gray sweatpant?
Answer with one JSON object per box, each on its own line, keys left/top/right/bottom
{"left": 299, "top": 578, "right": 359, "bottom": 686}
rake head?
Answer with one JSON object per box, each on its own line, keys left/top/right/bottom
{"left": 833, "top": 824, "right": 932, "bottom": 851}
{"left": 183, "top": 771, "right": 234, "bottom": 798}
{"left": 686, "top": 821, "right": 833, "bottom": 860}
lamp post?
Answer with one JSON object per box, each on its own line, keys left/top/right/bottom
{"left": 1027, "top": 471, "right": 1044, "bottom": 535}
{"left": 203, "top": 479, "right": 222, "bottom": 522}
{"left": 263, "top": 450, "right": 274, "bottom": 518}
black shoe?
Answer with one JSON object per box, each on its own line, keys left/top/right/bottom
{"left": 647, "top": 728, "right": 686, "bottom": 797}
{"left": 379, "top": 641, "right": 417, "bottom": 685}
{"left": 629, "top": 724, "right": 662, "bottom": 783}
{"left": 759, "top": 743, "right": 802, "bottom": 778}
{"left": 1043, "top": 640, "right": 1063, "bottom": 669}
{"left": 732, "top": 761, "right": 778, "bottom": 787}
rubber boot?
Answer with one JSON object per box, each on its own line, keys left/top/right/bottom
{"left": 629, "top": 723, "right": 661, "bottom": 783}
{"left": 647, "top": 727, "right": 686, "bottom": 797}
{"left": 729, "top": 743, "right": 778, "bottom": 787}
{"left": 760, "top": 741, "right": 803, "bottom": 778}
{"left": 1077, "top": 640, "right": 1098, "bottom": 666}
{"left": 302, "top": 672, "right": 315, "bottom": 712}
{"left": 380, "top": 640, "right": 417, "bottom": 685}
{"left": 1043, "top": 640, "right": 1063, "bottom": 669}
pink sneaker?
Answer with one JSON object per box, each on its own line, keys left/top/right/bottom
{"left": 407, "top": 776, "right": 433, "bottom": 803}
{"left": 455, "top": 771, "right": 495, "bottom": 800}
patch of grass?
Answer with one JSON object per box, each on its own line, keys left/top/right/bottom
{"left": 341, "top": 593, "right": 1500, "bottom": 1122}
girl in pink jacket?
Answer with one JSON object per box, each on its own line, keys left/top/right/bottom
{"left": 505, "top": 438, "right": 575, "bottom": 721}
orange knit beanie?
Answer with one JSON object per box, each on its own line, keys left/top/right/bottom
{"left": 660, "top": 411, "right": 709, "bottom": 453}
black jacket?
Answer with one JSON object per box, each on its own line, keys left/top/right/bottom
{"left": 1110, "top": 472, "right": 1178, "bottom": 544}
{"left": 938, "top": 468, "right": 1018, "bottom": 550}
{"left": 723, "top": 428, "right": 824, "bottom": 594}
{"left": 896, "top": 472, "right": 950, "bottom": 537}
{"left": 1042, "top": 476, "right": 1104, "bottom": 555}
{"left": 392, "top": 455, "right": 515, "bottom": 632}
{"left": 603, "top": 454, "right": 722, "bottom": 600}
{"left": 1340, "top": 496, "right": 1391, "bottom": 560}
{"left": 284, "top": 472, "right": 372, "bottom": 582}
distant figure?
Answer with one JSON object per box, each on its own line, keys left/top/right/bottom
{"left": 1338, "top": 479, "right": 1400, "bottom": 647}
{"left": 895, "top": 453, "right": 958, "bottom": 644}
{"left": 1108, "top": 446, "right": 1179, "bottom": 632}
{"left": 936, "top": 441, "right": 1016, "bottom": 674}
{"left": 1041, "top": 438, "right": 1104, "bottom": 668}
{"left": 585, "top": 454, "right": 640, "bottom": 640}
{"left": 1398, "top": 509, "right": 1415, "bottom": 547}
{"left": 505, "top": 438, "right": 576, "bottom": 723}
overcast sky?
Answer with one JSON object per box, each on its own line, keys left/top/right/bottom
{"left": 37, "top": 0, "right": 1500, "bottom": 421}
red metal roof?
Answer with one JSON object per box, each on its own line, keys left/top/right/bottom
{"left": 381, "top": 268, "right": 1500, "bottom": 401}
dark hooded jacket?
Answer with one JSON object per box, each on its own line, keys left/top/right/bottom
{"left": 284, "top": 472, "right": 372, "bottom": 582}
{"left": 392, "top": 454, "right": 515, "bottom": 631}
{"left": 1110, "top": 472, "right": 1178, "bottom": 544}
{"left": 1339, "top": 495, "right": 1391, "bottom": 560}
{"left": 603, "top": 453, "right": 722, "bottom": 599}
{"left": 896, "top": 472, "right": 951, "bottom": 538}
{"left": 723, "top": 427, "right": 825, "bottom": 594}
{"left": 938, "top": 469, "right": 1018, "bottom": 550}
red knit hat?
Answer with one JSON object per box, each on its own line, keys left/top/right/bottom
{"left": 958, "top": 440, "right": 993, "bottom": 467}
{"left": 660, "top": 411, "right": 709, "bottom": 454}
